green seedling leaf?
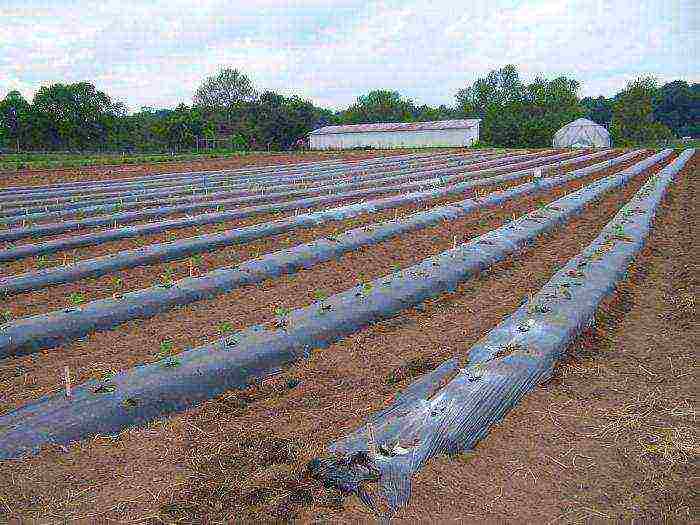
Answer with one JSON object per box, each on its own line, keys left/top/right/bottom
{"left": 158, "top": 268, "right": 176, "bottom": 288}
{"left": 67, "top": 292, "right": 86, "bottom": 307}
{"left": 36, "top": 254, "right": 50, "bottom": 269}
{"left": 312, "top": 290, "right": 327, "bottom": 302}
{"left": 156, "top": 339, "right": 180, "bottom": 367}
{"left": 218, "top": 320, "right": 234, "bottom": 336}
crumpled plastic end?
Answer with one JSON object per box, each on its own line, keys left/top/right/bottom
{"left": 307, "top": 450, "right": 416, "bottom": 518}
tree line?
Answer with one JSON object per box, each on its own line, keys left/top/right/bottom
{"left": 0, "top": 65, "right": 697, "bottom": 152}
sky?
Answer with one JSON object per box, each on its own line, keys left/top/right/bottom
{"left": 1, "top": 0, "right": 697, "bottom": 112}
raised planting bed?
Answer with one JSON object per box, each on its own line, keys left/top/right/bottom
{"left": 0, "top": 151, "right": 641, "bottom": 357}
{"left": 0, "top": 151, "right": 502, "bottom": 231}
{"left": 309, "top": 148, "right": 696, "bottom": 517}
{"left": 0, "top": 149, "right": 673, "bottom": 460}
{"left": 0, "top": 150, "right": 613, "bottom": 294}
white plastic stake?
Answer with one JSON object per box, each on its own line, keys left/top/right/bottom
{"left": 64, "top": 366, "right": 71, "bottom": 398}
{"left": 366, "top": 422, "right": 377, "bottom": 457}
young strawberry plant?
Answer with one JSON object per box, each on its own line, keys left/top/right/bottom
{"left": 67, "top": 292, "right": 86, "bottom": 310}
{"left": 312, "top": 290, "right": 332, "bottom": 314}
{"left": 188, "top": 254, "right": 204, "bottom": 276}
{"left": 274, "top": 306, "right": 291, "bottom": 328}
{"left": 155, "top": 339, "right": 180, "bottom": 367}
{"left": 217, "top": 320, "right": 234, "bottom": 337}
{"left": 111, "top": 276, "right": 124, "bottom": 299}
{"left": 158, "top": 267, "right": 176, "bottom": 288}
{"left": 35, "top": 254, "right": 50, "bottom": 269}
{"left": 94, "top": 370, "right": 117, "bottom": 394}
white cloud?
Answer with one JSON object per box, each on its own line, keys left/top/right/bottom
{"left": 0, "top": 0, "right": 696, "bottom": 110}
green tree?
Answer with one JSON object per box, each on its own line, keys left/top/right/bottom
{"left": 653, "top": 80, "right": 700, "bottom": 137}
{"left": 151, "top": 104, "right": 205, "bottom": 151}
{"left": 456, "top": 65, "right": 583, "bottom": 147}
{"left": 338, "top": 90, "right": 417, "bottom": 124}
{"left": 31, "top": 82, "right": 122, "bottom": 150}
{"left": 252, "top": 91, "right": 330, "bottom": 150}
{"left": 0, "top": 91, "right": 32, "bottom": 151}
{"left": 610, "top": 77, "right": 674, "bottom": 145}
{"left": 581, "top": 96, "right": 614, "bottom": 127}
{"left": 193, "top": 68, "right": 257, "bottom": 134}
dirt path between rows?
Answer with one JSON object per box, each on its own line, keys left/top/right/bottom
{"left": 383, "top": 151, "right": 698, "bottom": 523}
{"left": 0, "top": 149, "right": 424, "bottom": 187}
{"left": 0, "top": 154, "right": 682, "bottom": 523}
{"left": 0, "top": 154, "right": 638, "bottom": 409}
{"left": 0, "top": 151, "right": 553, "bottom": 262}
{"left": 1, "top": 152, "right": 619, "bottom": 320}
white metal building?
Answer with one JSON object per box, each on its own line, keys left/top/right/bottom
{"left": 309, "top": 119, "right": 481, "bottom": 150}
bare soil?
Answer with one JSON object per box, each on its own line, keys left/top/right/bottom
{"left": 0, "top": 149, "right": 424, "bottom": 188}
{"left": 1, "top": 151, "right": 619, "bottom": 320}
{"left": 0, "top": 149, "right": 551, "bottom": 253}
{"left": 0, "top": 151, "right": 693, "bottom": 524}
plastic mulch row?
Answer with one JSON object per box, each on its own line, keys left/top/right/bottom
{"left": 0, "top": 150, "right": 614, "bottom": 294}
{"left": 0, "top": 151, "right": 472, "bottom": 210}
{"left": 0, "top": 151, "right": 575, "bottom": 254}
{"left": 311, "top": 148, "right": 695, "bottom": 516}
{"left": 0, "top": 149, "right": 672, "bottom": 460}
{"left": 0, "top": 151, "right": 642, "bottom": 357}
{"left": 0, "top": 151, "right": 503, "bottom": 230}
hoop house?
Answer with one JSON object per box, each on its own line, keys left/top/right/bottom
{"left": 553, "top": 118, "right": 611, "bottom": 148}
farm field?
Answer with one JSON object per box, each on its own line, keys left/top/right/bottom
{"left": 0, "top": 148, "right": 437, "bottom": 187}
{"left": 0, "top": 148, "right": 696, "bottom": 522}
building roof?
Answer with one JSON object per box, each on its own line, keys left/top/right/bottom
{"left": 310, "top": 119, "right": 481, "bottom": 135}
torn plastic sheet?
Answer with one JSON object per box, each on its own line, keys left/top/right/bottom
{"left": 0, "top": 150, "right": 613, "bottom": 295}
{"left": 0, "top": 150, "right": 641, "bottom": 357}
{"left": 0, "top": 149, "right": 669, "bottom": 460}
{"left": 317, "top": 148, "right": 694, "bottom": 516}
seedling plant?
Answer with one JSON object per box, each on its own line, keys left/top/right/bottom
{"left": 67, "top": 292, "right": 86, "bottom": 310}
{"left": 156, "top": 340, "right": 180, "bottom": 367}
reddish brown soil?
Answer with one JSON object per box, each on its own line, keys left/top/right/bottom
{"left": 0, "top": 149, "right": 552, "bottom": 252}
{"left": 0, "top": 152, "right": 660, "bottom": 418}
{"left": 0, "top": 151, "right": 508, "bottom": 249}
{"left": 0, "top": 152, "right": 492, "bottom": 213}
{"left": 3, "top": 152, "right": 624, "bottom": 322}
{"left": 0, "top": 152, "right": 692, "bottom": 523}
{"left": 0, "top": 149, "right": 427, "bottom": 188}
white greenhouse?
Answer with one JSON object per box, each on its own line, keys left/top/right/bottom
{"left": 309, "top": 119, "right": 481, "bottom": 150}
{"left": 553, "top": 118, "right": 611, "bottom": 148}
